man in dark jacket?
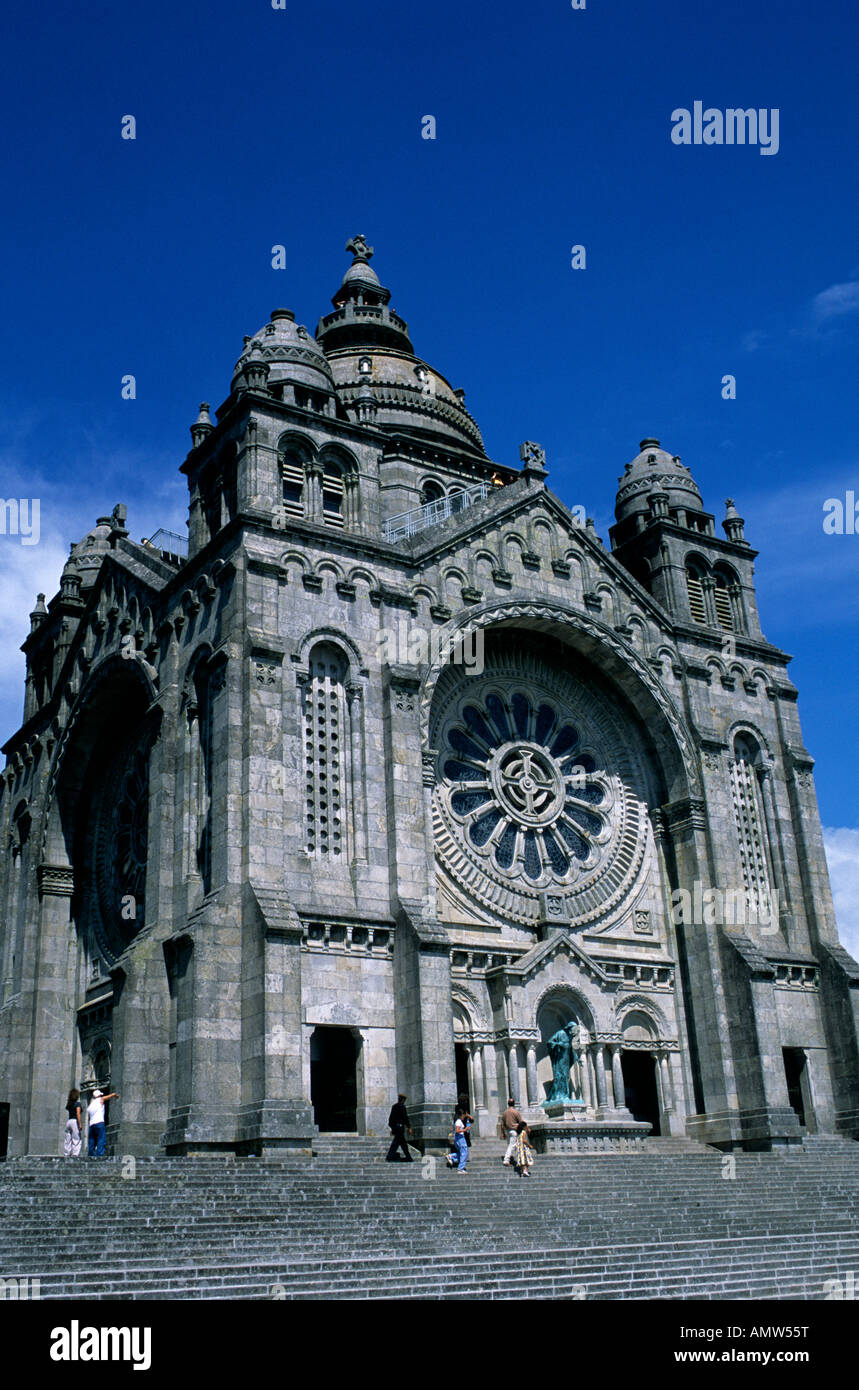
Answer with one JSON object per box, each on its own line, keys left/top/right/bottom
{"left": 386, "top": 1093, "right": 413, "bottom": 1162}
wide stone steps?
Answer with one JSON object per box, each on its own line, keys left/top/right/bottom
{"left": 2, "top": 1145, "right": 856, "bottom": 1299}
{"left": 13, "top": 1232, "right": 859, "bottom": 1301}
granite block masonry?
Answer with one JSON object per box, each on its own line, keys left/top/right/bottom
{"left": 1, "top": 236, "right": 857, "bottom": 1157}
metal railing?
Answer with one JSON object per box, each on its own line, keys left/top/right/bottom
{"left": 145, "top": 528, "right": 189, "bottom": 560}
{"left": 384, "top": 482, "right": 490, "bottom": 543}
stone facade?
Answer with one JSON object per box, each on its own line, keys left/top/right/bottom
{"left": 1, "top": 237, "right": 858, "bottom": 1156}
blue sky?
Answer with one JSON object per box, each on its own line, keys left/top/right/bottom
{"left": 1, "top": 0, "right": 857, "bottom": 934}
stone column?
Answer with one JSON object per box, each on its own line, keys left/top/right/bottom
{"left": 471, "top": 1044, "right": 485, "bottom": 1112}
{"left": 385, "top": 666, "right": 454, "bottom": 1143}
{"left": 505, "top": 1041, "right": 520, "bottom": 1106}
{"left": 525, "top": 1042, "right": 539, "bottom": 1107}
{"left": 654, "top": 1051, "right": 666, "bottom": 1114}
{"left": 594, "top": 1045, "right": 608, "bottom": 1110}
{"left": 346, "top": 683, "right": 368, "bottom": 864}
{"left": 579, "top": 1045, "right": 593, "bottom": 1111}
{"left": 306, "top": 462, "right": 323, "bottom": 521}
{"left": 611, "top": 1045, "right": 626, "bottom": 1109}
{"left": 26, "top": 866, "right": 79, "bottom": 1155}
{"left": 659, "top": 1052, "right": 674, "bottom": 1112}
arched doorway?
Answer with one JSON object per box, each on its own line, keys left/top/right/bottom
{"left": 310, "top": 1027, "right": 359, "bottom": 1132}
{"left": 621, "top": 1052, "right": 660, "bottom": 1134}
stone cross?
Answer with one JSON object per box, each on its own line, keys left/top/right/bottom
{"left": 346, "top": 235, "right": 374, "bottom": 263}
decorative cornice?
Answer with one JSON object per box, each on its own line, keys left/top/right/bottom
{"left": 37, "top": 863, "right": 74, "bottom": 898}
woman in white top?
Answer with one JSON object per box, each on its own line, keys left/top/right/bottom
{"left": 453, "top": 1112, "right": 469, "bottom": 1173}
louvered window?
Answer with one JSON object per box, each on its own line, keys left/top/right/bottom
{"left": 322, "top": 463, "right": 345, "bottom": 528}
{"left": 686, "top": 568, "right": 707, "bottom": 624}
{"left": 714, "top": 577, "right": 734, "bottom": 631}
{"left": 281, "top": 456, "right": 305, "bottom": 517}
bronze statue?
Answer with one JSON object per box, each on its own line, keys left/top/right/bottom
{"left": 545, "top": 1021, "right": 580, "bottom": 1103}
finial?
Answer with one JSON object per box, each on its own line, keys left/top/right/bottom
{"left": 519, "top": 441, "right": 547, "bottom": 474}
{"left": 346, "top": 234, "right": 374, "bottom": 264}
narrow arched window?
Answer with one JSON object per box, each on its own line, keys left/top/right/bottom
{"left": 686, "top": 563, "right": 707, "bottom": 624}
{"left": 303, "top": 644, "right": 349, "bottom": 858}
{"left": 730, "top": 735, "right": 773, "bottom": 917}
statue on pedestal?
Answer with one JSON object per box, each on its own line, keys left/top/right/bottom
{"left": 545, "top": 1021, "right": 581, "bottom": 1104}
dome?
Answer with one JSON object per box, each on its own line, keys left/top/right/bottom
{"left": 231, "top": 308, "right": 335, "bottom": 396}
{"left": 63, "top": 516, "right": 116, "bottom": 590}
{"left": 317, "top": 237, "right": 487, "bottom": 456}
{"left": 341, "top": 260, "right": 381, "bottom": 291}
{"left": 327, "top": 349, "right": 486, "bottom": 453}
{"left": 614, "top": 438, "right": 703, "bottom": 524}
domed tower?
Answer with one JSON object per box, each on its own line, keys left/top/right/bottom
{"left": 609, "top": 438, "right": 764, "bottom": 641}
{"left": 317, "top": 237, "right": 512, "bottom": 516}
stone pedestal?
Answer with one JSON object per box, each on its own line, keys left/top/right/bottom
{"left": 530, "top": 1108, "right": 652, "bottom": 1154}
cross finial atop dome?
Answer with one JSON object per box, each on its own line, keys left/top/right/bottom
{"left": 346, "top": 234, "right": 374, "bottom": 264}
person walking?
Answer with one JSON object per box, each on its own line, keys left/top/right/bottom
{"left": 452, "top": 1110, "right": 469, "bottom": 1174}
{"left": 500, "top": 1097, "right": 523, "bottom": 1166}
{"left": 456, "top": 1094, "right": 474, "bottom": 1147}
{"left": 386, "top": 1093, "right": 413, "bottom": 1162}
{"left": 512, "top": 1121, "right": 535, "bottom": 1177}
{"left": 63, "top": 1089, "right": 82, "bottom": 1158}
{"left": 86, "top": 1088, "right": 118, "bottom": 1158}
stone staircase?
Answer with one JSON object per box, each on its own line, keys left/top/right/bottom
{"left": 1, "top": 1136, "right": 857, "bottom": 1300}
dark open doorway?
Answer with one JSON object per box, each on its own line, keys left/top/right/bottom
{"left": 310, "top": 1027, "right": 359, "bottom": 1132}
{"left": 0, "top": 1102, "right": 9, "bottom": 1159}
{"left": 783, "top": 1047, "right": 808, "bottom": 1129}
{"left": 454, "top": 1044, "right": 471, "bottom": 1112}
{"left": 621, "top": 1051, "right": 661, "bottom": 1135}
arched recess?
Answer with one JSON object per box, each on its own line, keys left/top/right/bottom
{"left": 31, "top": 653, "right": 164, "bottom": 1154}
{"left": 43, "top": 654, "right": 161, "bottom": 974}
{"left": 536, "top": 985, "right": 595, "bottom": 1107}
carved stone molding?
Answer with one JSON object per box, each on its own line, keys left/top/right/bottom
{"left": 37, "top": 863, "right": 74, "bottom": 898}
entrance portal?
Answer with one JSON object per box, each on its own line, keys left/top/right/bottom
{"left": 310, "top": 1027, "right": 359, "bottom": 1132}
{"left": 0, "top": 1102, "right": 8, "bottom": 1159}
{"left": 621, "top": 1051, "right": 661, "bottom": 1135}
{"left": 783, "top": 1047, "right": 809, "bottom": 1129}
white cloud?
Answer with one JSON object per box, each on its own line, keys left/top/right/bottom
{"left": 0, "top": 531, "right": 69, "bottom": 744}
{"left": 812, "top": 280, "right": 859, "bottom": 324}
{"left": 823, "top": 827, "right": 859, "bottom": 961}
{"left": 742, "top": 329, "right": 768, "bottom": 352}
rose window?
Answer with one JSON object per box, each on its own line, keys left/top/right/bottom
{"left": 442, "top": 692, "right": 610, "bottom": 885}
{"left": 431, "top": 657, "right": 649, "bottom": 927}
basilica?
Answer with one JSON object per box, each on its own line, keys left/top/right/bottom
{"left": 1, "top": 236, "right": 857, "bottom": 1158}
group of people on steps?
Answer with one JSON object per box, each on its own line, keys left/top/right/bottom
{"left": 386, "top": 1093, "right": 535, "bottom": 1176}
